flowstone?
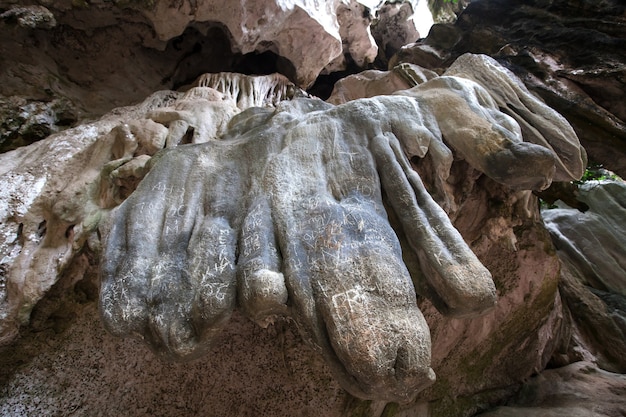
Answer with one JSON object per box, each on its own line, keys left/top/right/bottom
{"left": 100, "top": 66, "right": 583, "bottom": 402}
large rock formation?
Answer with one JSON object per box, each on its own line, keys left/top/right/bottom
{"left": 392, "top": 0, "right": 626, "bottom": 177}
{"left": 0, "top": 1, "right": 624, "bottom": 416}
{"left": 476, "top": 361, "right": 626, "bottom": 417}
{"left": 542, "top": 180, "right": 626, "bottom": 373}
{"left": 0, "top": 0, "right": 377, "bottom": 122}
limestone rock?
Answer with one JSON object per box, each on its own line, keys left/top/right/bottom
{"left": 1, "top": 0, "right": 624, "bottom": 415}
{"left": 443, "top": 53, "right": 587, "bottom": 183}
{"left": 476, "top": 362, "right": 626, "bottom": 417}
{"left": 543, "top": 181, "right": 626, "bottom": 297}
{"left": 129, "top": 0, "right": 383, "bottom": 86}
{"left": 0, "top": 74, "right": 302, "bottom": 346}
{"left": 0, "top": 0, "right": 376, "bottom": 122}
{"left": 0, "top": 304, "right": 357, "bottom": 417}
{"left": 542, "top": 180, "right": 626, "bottom": 372}
{"left": 0, "top": 5, "right": 56, "bottom": 29}
{"left": 0, "top": 91, "right": 180, "bottom": 345}
{"left": 392, "top": 0, "right": 626, "bottom": 177}
{"left": 98, "top": 65, "right": 581, "bottom": 404}
{"left": 331, "top": 55, "right": 587, "bottom": 192}
{"left": 0, "top": 96, "right": 78, "bottom": 152}
{"left": 324, "top": 1, "right": 378, "bottom": 72}
{"left": 371, "top": 1, "right": 420, "bottom": 63}
{"left": 328, "top": 63, "right": 438, "bottom": 104}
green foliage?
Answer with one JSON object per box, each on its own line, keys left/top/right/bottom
{"left": 539, "top": 199, "right": 559, "bottom": 210}
{"left": 539, "top": 163, "right": 623, "bottom": 211}
{"left": 574, "top": 163, "right": 621, "bottom": 184}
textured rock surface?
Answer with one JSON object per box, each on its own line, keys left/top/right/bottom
{"left": 2, "top": 54, "right": 586, "bottom": 414}
{"left": 0, "top": 95, "right": 78, "bottom": 152}
{"left": 140, "top": 0, "right": 370, "bottom": 87}
{"left": 476, "top": 361, "right": 626, "bottom": 417}
{"left": 1, "top": 0, "right": 625, "bottom": 416}
{"left": 0, "top": 73, "right": 305, "bottom": 345}
{"left": 542, "top": 180, "right": 626, "bottom": 373}
{"left": 0, "top": 0, "right": 382, "bottom": 134}
{"left": 371, "top": 1, "right": 420, "bottom": 63}
{"left": 97, "top": 56, "right": 587, "bottom": 404}
{"left": 1, "top": 300, "right": 354, "bottom": 417}
{"left": 392, "top": 0, "right": 626, "bottom": 177}
{"left": 543, "top": 181, "right": 626, "bottom": 297}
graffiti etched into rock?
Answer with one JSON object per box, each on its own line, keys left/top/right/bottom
{"left": 100, "top": 68, "right": 580, "bottom": 401}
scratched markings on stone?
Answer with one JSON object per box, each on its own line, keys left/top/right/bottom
{"left": 100, "top": 67, "right": 584, "bottom": 402}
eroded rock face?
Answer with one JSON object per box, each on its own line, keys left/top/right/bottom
{"left": 371, "top": 1, "right": 420, "bottom": 63}
{"left": 0, "top": 0, "right": 383, "bottom": 133}
{"left": 0, "top": 73, "right": 304, "bottom": 346}
{"left": 476, "top": 361, "right": 626, "bottom": 417}
{"left": 392, "top": 0, "right": 626, "bottom": 177}
{"left": 0, "top": 52, "right": 589, "bottom": 412}
{"left": 543, "top": 181, "right": 626, "bottom": 297}
{"left": 98, "top": 57, "right": 584, "bottom": 403}
{"left": 542, "top": 180, "right": 626, "bottom": 373}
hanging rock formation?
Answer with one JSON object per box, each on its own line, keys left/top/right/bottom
{"left": 1, "top": 55, "right": 588, "bottom": 414}
{"left": 100, "top": 64, "right": 575, "bottom": 401}
{"left": 0, "top": 0, "right": 624, "bottom": 416}
{"left": 0, "top": 0, "right": 378, "bottom": 127}
{"left": 392, "top": 0, "right": 626, "bottom": 177}
{"left": 0, "top": 73, "right": 305, "bottom": 345}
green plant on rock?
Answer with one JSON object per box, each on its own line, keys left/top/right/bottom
{"left": 539, "top": 163, "right": 623, "bottom": 210}
{"left": 574, "top": 163, "right": 622, "bottom": 184}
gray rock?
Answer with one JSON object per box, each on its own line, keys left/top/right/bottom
{"left": 543, "top": 181, "right": 626, "bottom": 297}
{"left": 100, "top": 70, "right": 577, "bottom": 401}
{"left": 477, "top": 361, "right": 626, "bottom": 417}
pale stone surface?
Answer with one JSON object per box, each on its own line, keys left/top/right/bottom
{"left": 0, "top": 0, "right": 379, "bottom": 125}
{"left": 0, "top": 56, "right": 591, "bottom": 416}
{"left": 0, "top": 74, "right": 304, "bottom": 346}
{"left": 98, "top": 63, "right": 581, "bottom": 402}
{"left": 330, "top": 55, "right": 587, "bottom": 194}
{"left": 371, "top": 1, "right": 420, "bottom": 62}
{"left": 393, "top": 0, "right": 626, "bottom": 177}
{"left": 328, "top": 63, "right": 438, "bottom": 104}
{"left": 543, "top": 181, "right": 626, "bottom": 296}
{"left": 319, "top": 55, "right": 586, "bottom": 414}
{"left": 141, "top": 0, "right": 379, "bottom": 87}
{"left": 324, "top": 1, "right": 378, "bottom": 72}
{"left": 0, "top": 92, "right": 179, "bottom": 345}
{"left": 476, "top": 362, "right": 626, "bottom": 417}
{"left": 542, "top": 180, "right": 626, "bottom": 373}
{"left": 0, "top": 5, "right": 56, "bottom": 29}
{"left": 444, "top": 54, "right": 587, "bottom": 182}
{"left": 1, "top": 0, "right": 624, "bottom": 415}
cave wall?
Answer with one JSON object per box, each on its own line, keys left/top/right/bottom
{"left": 1, "top": 1, "right": 625, "bottom": 417}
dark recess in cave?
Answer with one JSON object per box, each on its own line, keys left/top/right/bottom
{"left": 162, "top": 24, "right": 298, "bottom": 91}
{"left": 162, "top": 23, "right": 375, "bottom": 100}
{"left": 307, "top": 58, "right": 374, "bottom": 100}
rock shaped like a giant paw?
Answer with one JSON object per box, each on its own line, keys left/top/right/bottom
{"left": 101, "top": 79, "right": 567, "bottom": 401}
{"left": 100, "top": 147, "right": 245, "bottom": 359}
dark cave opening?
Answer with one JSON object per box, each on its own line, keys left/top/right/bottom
{"left": 160, "top": 23, "right": 376, "bottom": 101}
{"left": 161, "top": 24, "right": 298, "bottom": 92}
